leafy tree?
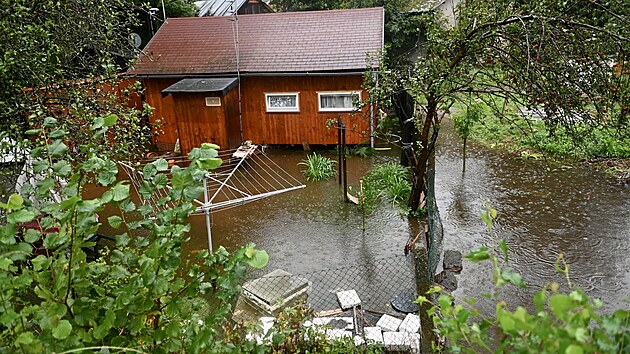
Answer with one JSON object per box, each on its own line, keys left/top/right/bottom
{"left": 0, "top": 119, "right": 269, "bottom": 352}
{"left": 371, "top": 0, "right": 630, "bottom": 212}
{"left": 0, "top": 0, "right": 139, "bottom": 132}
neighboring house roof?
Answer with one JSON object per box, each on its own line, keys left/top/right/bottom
{"left": 194, "top": 0, "right": 272, "bottom": 16}
{"left": 194, "top": 0, "right": 247, "bottom": 16}
{"left": 130, "top": 7, "right": 384, "bottom": 76}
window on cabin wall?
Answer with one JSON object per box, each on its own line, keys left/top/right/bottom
{"left": 265, "top": 93, "right": 299, "bottom": 112}
{"left": 318, "top": 91, "right": 361, "bottom": 112}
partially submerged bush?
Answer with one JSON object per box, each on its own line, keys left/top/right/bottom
{"left": 299, "top": 152, "right": 337, "bottom": 181}
{"left": 359, "top": 162, "right": 412, "bottom": 214}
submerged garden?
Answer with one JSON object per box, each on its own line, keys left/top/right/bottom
{"left": 1, "top": 0, "right": 629, "bottom": 352}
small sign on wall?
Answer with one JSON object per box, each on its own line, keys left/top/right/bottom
{"left": 205, "top": 97, "right": 221, "bottom": 106}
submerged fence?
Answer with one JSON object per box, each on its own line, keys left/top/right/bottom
{"left": 231, "top": 255, "right": 427, "bottom": 352}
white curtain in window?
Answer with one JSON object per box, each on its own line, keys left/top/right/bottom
{"left": 320, "top": 94, "right": 355, "bottom": 109}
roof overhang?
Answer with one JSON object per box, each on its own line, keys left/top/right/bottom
{"left": 133, "top": 70, "right": 376, "bottom": 80}
{"left": 162, "top": 77, "right": 239, "bottom": 96}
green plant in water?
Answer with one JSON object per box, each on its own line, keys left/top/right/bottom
{"left": 358, "top": 162, "right": 412, "bottom": 215}
{"left": 417, "top": 203, "right": 630, "bottom": 353}
{"left": 298, "top": 152, "right": 337, "bottom": 181}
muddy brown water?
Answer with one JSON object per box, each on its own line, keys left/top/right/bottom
{"left": 121, "top": 121, "right": 628, "bottom": 314}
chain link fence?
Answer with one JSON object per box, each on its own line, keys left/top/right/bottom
{"left": 232, "top": 255, "right": 425, "bottom": 352}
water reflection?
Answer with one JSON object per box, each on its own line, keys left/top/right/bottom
{"left": 177, "top": 122, "right": 629, "bottom": 314}
{"left": 436, "top": 120, "right": 630, "bottom": 313}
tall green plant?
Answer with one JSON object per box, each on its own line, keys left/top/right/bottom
{"left": 0, "top": 117, "right": 268, "bottom": 353}
{"left": 359, "top": 162, "right": 412, "bottom": 215}
{"left": 298, "top": 152, "right": 337, "bottom": 181}
{"left": 416, "top": 204, "right": 630, "bottom": 353}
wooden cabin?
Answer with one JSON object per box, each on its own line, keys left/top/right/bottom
{"left": 129, "top": 7, "right": 384, "bottom": 154}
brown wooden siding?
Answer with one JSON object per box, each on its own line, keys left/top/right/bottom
{"left": 142, "top": 74, "right": 372, "bottom": 151}
{"left": 171, "top": 92, "right": 226, "bottom": 153}
{"left": 143, "top": 78, "right": 179, "bottom": 144}
{"left": 240, "top": 75, "right": 370, "bottom": 145}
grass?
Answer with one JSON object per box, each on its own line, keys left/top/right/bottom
{"left": 358, "top": 162, "right": 412, "bottom": 215}
{"left": 449, "top": 96, "right": 630, "bottom": 181}
{"left": 298, "top": 152, "right": 337, "bottom": 181}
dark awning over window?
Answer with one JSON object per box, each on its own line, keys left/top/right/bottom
{"left": 162, "top": 77, "right": 238, "bottom": 95}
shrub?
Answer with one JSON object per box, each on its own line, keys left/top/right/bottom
{"left": 359, "top": 162, "right": 411, "bottom": 214}
{"left": 419, "top": 204, "right": 630, "bottom": 353}
{"left": 299, "top": 152, "right": 337, "bottom": 181}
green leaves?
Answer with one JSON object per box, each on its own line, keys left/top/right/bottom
{"left": 47, "top": 140, "right": 68, "bottom": 158}
{"left": 244, "top": 246, "right": 270, "bottom": 269}
{"left": 91, "top": 114, "right": 118, "bottom": 130}
{"left": 465, "top": 247, "right": 490, "bottom": 262}
{"left": 52, "top": 320, "right": 72, "bottom": 339}
{"left": 7, "top": 209, "right": 36, "bottom": 224}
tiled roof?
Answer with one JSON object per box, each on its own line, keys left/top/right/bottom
{"left": 130, "top": 7, "right": 384, "bottom": 76}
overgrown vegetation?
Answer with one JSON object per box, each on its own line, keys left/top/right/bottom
{"left": 369, "top": 0, "right": 630, "bottom": 212}
{"left": 298, "top": 152, "right": 338, "bottom": 181}
{"left": 0, "top": 118, "right": 272, "bottom": 352}
{"left": 418, "top": 205, "right": 630, "bottom": 353}
{"left": 451, "top": 99, "right": 630, "bottom": 160}
{"left": 449, "top": 98, "right": 630, "bottom": 180}
{"left": 357, "top": 162, "right": 412, "bottom": 215}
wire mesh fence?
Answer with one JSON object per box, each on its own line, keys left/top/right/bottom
{"left": 231, "top": 255, "right": 425, "bottom": 352}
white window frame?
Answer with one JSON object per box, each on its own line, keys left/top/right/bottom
{"left": 317, "top": 91, "right": 361, "bottom": 112}
{"left": 265, "top": 92, "right": 300, "bottom": 113}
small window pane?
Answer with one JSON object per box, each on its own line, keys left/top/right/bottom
{"left": 268, "top": 95, "right": 296, "bottom": 108}
{"left": 318, "top": 92, "right": 360, "bottom": 112}
{"left": 266, "top": 93, "right": 299, "bottom": 112}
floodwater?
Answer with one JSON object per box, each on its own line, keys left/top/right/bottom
{"left": 182, "top": 120, "right": 629, "bottom": 313}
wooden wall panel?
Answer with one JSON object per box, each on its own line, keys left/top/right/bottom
{"left": 240, "top": 75, "right": 371, "bottom": 145}
{"left": 143, "top": 78, "right": 179, "bottom": 144}
{"left": 172, "top": 93, "right": 228, "bottom": 154}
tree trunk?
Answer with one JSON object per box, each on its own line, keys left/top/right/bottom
{"left": 393, "top": 89, "right": 415, "bottom": 167}
{"left": 408, "top": 98, "right": 438, "bottom": 212}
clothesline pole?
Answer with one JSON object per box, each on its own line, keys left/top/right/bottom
{"left": 203, "top": 178, "right": 213, "bottom": 253}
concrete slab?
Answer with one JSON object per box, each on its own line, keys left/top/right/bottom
{"left": 399, "top": 313, "right": 420, "bottom": 333}
{"left": 336, "top": 289, "right": 361, "bottom": 309}
{"left": 382, "top": 331, "right": 407, "bottom": 351}
{"left": 242, "top": 269, "right": 309, "bottom": 307}
{"left": 376, "top": 314, "right": 402, "bottom": 332}
{"left": 363, "top": 326, "right": 383, "bottom": 343}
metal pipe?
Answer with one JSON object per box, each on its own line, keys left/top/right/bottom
{"left": 203, "top": 178, "right": 213, "bottom": 252}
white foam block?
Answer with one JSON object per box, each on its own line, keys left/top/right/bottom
{"left": 336, "top": 289, "right": 362, "bottom": 309}
{"left": 363, "top": 326, "right": 384, "bottom": 343}
{"left": 376, "top": 314, "right": 402, "bottom": 332}
{"left": 399, "top": 313, "right": 420, "bottom": 333}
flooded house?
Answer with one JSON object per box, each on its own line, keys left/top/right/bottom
{"left": 128, "top": 7, "right": 384, "bottom": 154}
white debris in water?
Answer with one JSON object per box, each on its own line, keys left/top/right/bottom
{"left": 399, "top": 313, "right": 420, "bottom": 333}
{"left": 336, "top": 289, "right": 362, "bottom": 309}
{"left": 376, "top": 314, "right": 402, "bottom": 332}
